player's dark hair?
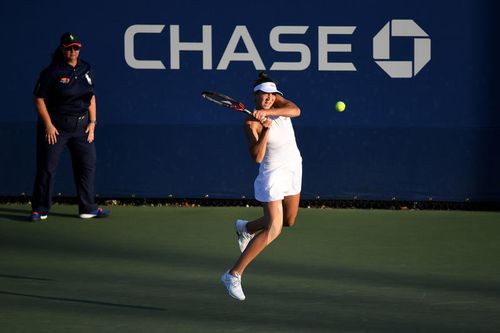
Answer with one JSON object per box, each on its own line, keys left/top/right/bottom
{"left": 253, "top": 72, "right": 276, "bottom": 87}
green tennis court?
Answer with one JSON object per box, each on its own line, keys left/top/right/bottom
{"left": 1, "top": 204, "right": 500, "bottom": 332}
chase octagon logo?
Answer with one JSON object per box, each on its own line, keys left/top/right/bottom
{"left": 373, "top": 19, "right": 431, "bottom": 78}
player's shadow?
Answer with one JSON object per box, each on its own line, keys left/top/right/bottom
{"left": 0, "top": 207, "right": 75, "bottom": 222}
{"left": 0, "top": 277, "right": 155, "bottom": 315}
{"left": 0, "top": 274, "right": 55, "bottom": 282}
{"left": 0, "top": 290, "right": 165, "bottom": 312}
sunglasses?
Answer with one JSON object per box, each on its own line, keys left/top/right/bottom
{"left": 63, "top": 45, "right": 81, "bottom": 51}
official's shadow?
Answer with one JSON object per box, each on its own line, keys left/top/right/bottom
{"left": 0, "top": 207, "right": 75, "bottom": 222}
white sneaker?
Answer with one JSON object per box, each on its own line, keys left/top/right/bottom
{"left": 235, "top": 219, "right": 254, "bottom": 252}
{"left": 79, "top": 208, "right": 110, "bottom": 219}
{"left": 221, "top": 270, "right": 245, "bottom": 301}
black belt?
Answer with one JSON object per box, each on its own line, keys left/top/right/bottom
{"left": 51, "top": 112, "right": 87, "bottom": 119}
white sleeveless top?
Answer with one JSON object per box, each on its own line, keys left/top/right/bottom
{"left": 260, "top": 115, "right": 302, "bottom": 170}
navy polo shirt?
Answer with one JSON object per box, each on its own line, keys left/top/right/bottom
{"left": 34, "top": 60, "right": 95, "bottom": 116}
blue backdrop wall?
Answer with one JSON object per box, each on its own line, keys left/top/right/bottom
{"left": 0, "top": 0, "right": 499, "bottom": 201}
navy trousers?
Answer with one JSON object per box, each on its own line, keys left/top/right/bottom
{"left": 31, "top": 113, "right": 98, "bottom": 215}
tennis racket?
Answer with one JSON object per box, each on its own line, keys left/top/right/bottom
{"left": 201, "top": 91, "right": 266, "bottom": 121}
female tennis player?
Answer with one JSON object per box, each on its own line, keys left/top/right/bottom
{"left": 221, "top": 72, "right": 302, "bottom": 300}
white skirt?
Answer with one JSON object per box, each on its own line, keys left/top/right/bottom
{"left": 254, "top": 160, "right": 302, "bottom": 202}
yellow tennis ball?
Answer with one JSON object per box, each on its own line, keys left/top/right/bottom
{"left": 335, "top": 101, "right": 346, "bottom": 112}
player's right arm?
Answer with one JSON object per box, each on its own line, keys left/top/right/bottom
{"left": 244, "top": 118, "right": 272, "bottom": 164}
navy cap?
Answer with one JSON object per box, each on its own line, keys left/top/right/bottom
{"left": 60, "top": 32, "right": 82, "bottom": 47}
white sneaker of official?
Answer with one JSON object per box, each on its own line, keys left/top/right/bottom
{"left": 235, "top": 219, "right": 255, "bottom": 252}
{"left": 221, "top": 270, "right": 246, "bottom": 301}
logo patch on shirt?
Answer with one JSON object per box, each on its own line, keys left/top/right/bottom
{"left": 59, "top": 77, "right": 70, "bottom": 84}
{"left": 85, "top": 72, "right": 92, "bottom": 85}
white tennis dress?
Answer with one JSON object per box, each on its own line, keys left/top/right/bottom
{"left": 254, "top": 115, "right": 302, "bottom": 202}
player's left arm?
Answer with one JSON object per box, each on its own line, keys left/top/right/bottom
{"left": 254, "top": 94, "right": 301, "bottom": 119}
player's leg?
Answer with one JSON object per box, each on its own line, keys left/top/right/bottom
{"left": 244, "top": 193, "right": 299, "bottom": 234}
{"left": 222, "top": 200, "right": 283, "bottom": 300}
{"left": 282, "top": 193, "right": 300, "bottom": 227}
{"left": 231, "top": 200, "right": 284, "bottom": 276}
{"left": 237, "top": 195, "right": 299, "bottom": 251}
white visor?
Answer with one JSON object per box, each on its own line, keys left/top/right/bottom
{"left": 253, "top": 82, "right": 283, "bottom": 96}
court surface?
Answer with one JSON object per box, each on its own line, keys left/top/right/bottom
{"left": 1, "top": 204, "right": 500, "bottom": 332}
